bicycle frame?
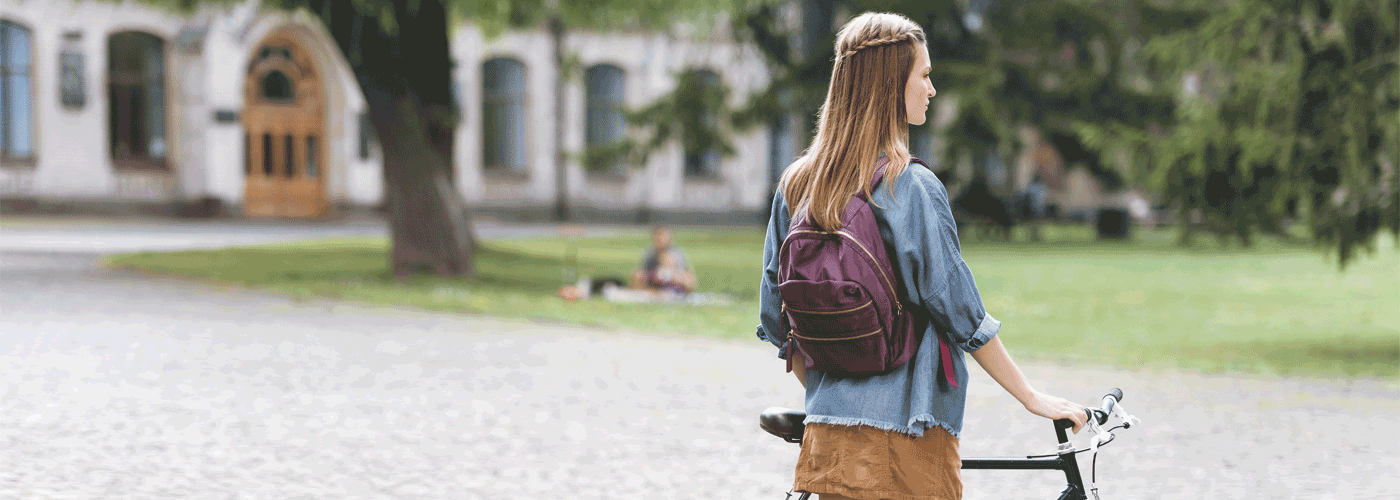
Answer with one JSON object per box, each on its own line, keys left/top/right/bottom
{"left": 960, "top": 422, "right": 1089, "bottom": 500}
{"left": 769, "top": 389, "right": 1131, "bottom": 500}
{"left": 788, "top": 422, "right": 1088, "bottom": 500}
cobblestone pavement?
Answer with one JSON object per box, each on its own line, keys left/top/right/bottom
{"left": 2, "top": 243, "right": 1397, "bottom": 498}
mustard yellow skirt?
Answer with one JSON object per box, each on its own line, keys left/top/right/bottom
{"left": 793, "top": 422, "right": 962, "bottom": 500}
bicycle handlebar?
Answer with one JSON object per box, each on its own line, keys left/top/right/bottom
{"left": 1054, "top": 388, "right": 1124, "bottom": 431}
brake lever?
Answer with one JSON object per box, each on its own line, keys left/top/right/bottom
{"left": 1112, "top": 402, "right": 1141, "bottom": 428}
{"left": 1087, "top": 419, "right": 1112, "bottom": 453}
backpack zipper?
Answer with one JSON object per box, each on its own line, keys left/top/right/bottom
{"left": 835, "top": 230, "right": 902, "bottom": 314}
{"left": 785, "top": 328, "right": 794, "bottom": 373}
{"left": 785, "top": 300, "right": 872, "bottom": 315}
{"left": 785, "top": 229, "right": 903, "bottom": 314}
{"left": 791, "top": 328, "right": 883, "bottom": 341}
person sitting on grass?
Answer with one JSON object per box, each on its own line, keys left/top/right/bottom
{"left": 556, "top": 225, "right": 695, "bottom": 301}
{"left": 645, "top": 249, "right": 693, "bottom": 296}
{"left": 557, "top": 225, "right": 721, "bottom": 304}
{"left": 630, "top": 225, "right": 696, "bottom": 295}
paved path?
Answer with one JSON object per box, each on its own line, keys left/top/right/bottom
{"left": 1, "top": 218, "right": 1396, "bottom": 499}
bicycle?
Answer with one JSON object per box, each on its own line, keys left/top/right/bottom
{"left": 759, "top": 388, "right": 1141, "bottom": 500}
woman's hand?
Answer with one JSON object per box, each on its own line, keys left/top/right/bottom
{"left": 1022, "top": 391, "right": 1089, "bottom": 434}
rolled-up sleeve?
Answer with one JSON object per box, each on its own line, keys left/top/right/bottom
{"left": 871, "top": 166, "right": 1000, "bottom": 353}
{"left": 756, "top": 192, "right": 791, "bottom": 358}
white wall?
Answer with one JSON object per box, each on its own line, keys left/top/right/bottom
{"left": 2, "top": 0, "right": 778, "bottom": 216}
{"left": 454, "top": 27, "right": 560, "bottom": 207}
{"left": 0, "top": 0, "right": 382, "bottom": 209}
{"left": 0, "top": 0, "right": 185, "bottom": 202}
{"left": 200, "top": 0, "right": 255, "bottom": 205}
{"left": 455, "top": 23, "right": 775, "bottom": 214}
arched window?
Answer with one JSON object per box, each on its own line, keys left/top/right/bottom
{"left": 584, "top": 64, "right": 626, "bottom": 172}
{"left": 261, "top": 70, "right": 294, "bottom": 102}
{"left": 108, "top": 31, "right": 167, "bottom": 169}
{"left": 1, "top": 20, "right": 34, "bottom": 163}
{"left": 482, "top": 57, "right": 527, "bottom": 172}
{"left": 682, "top": 69, "right": 723, "bottom": 178}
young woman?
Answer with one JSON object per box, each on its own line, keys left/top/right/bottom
{"left": 755, "top": 12, "right": 1089, "bottom": 500}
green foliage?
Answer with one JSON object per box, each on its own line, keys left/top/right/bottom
{"left": 459, "top": 0, "right": 756, "bottom": 38}
{"left": 123, "top": 0, "right": 241, "bottom": 13}
{"left": 577, "top": 138, "right": 637, "bottom": 173}
{"left": 578, "top": 66, "right": 746, "bottom": 173}
{"left": 623, "top": 69, "right": 738, "bottom": 167}
{"left": 728, "top": 0, "right": 1176, "bottom": 189}
{"left": 724, "top": 0, "right": 1400, "bottom": 270}
{"left": 730, "top": 0, "right": 1396, "bottom": 268}
{"left": 1109, "top": 0, "right": 1399, "bottom": 266}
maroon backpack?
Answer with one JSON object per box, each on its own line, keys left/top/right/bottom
{"left": 779, "top": 157, "right": 958, "bottom": 385}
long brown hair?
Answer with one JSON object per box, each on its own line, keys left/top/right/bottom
{"left": 781, "top": 12, "right": 926, "bottom": 231}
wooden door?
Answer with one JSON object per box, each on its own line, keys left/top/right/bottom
{"left": 243, "top": 36, "right": 327, "bottom": 218}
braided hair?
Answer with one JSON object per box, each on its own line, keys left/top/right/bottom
{"left": 837, "top": 31, "right": 919, "bottom": 61}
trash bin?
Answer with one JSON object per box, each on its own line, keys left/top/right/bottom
{"left": 1096, "top": 207, "right": 1131, "bottom": 239}
{"left": 182, "top": 196, "right": 224, "bottom": 218}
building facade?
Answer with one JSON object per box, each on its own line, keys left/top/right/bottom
{"left": 0, "top": 0, "right": 780, "bottom": 222}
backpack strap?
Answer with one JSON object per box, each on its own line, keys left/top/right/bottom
{"left": 865, "top": 155, "right": 932, "bottom": 198}
{"left": 869, "top": 155, "right": 960, "bottom": 387}
{"left": 860, "top": 156, "right": 891, "bottom": 201}
{"left": 939, "top": 337, "right": 958, "bottom": 388}
{"left": 871, "top": 156, "right": 890, "bottom": 191}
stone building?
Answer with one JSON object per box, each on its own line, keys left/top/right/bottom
{"left": 0, "top": 0, "right": 783, "bottom": 223}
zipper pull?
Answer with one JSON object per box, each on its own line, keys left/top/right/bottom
{"left": 789, "top": 329, "right": 800, "bottom": 372}
{"left": 785, "top": 330, "right": 794, "bottom": 373}
{"left": 780, "top": 302, "right": 797, "bottom": 373}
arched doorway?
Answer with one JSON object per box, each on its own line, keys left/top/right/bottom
{"left": 243, "top": 32, "right": 326, "bottom": 218}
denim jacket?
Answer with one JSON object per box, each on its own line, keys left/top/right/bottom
{"left": 755, "top": 160, "right": 1001, "bottom": 438}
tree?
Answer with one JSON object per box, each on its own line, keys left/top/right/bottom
{"left": 732, "top": 0, "right": 1395, "bottom": 268}
{"left": 132, "top": 0, "right": 477, "bottom": 278}
{"left": 1079, "top": 0, "right": 1398, "bottom": 267}
{"left": 130, "top": 0, "right": 754, "bottom": 277}
{"left": 299, "top": 0, "right": 476, "bottom": 278}
{"left": 730, "top": 0, "right": 1173, "bottom": 198}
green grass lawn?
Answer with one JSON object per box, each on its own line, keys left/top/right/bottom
{"left": 103, "top": 224, "right": 1399, "bottom": 379}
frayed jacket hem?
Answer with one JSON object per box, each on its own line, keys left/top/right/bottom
{"left": 803, "top": 414, "right": 961, "bottom": 440}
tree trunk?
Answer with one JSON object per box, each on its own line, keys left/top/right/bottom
{"left": 365, "top": 87, "right": 475, "bottom": 278}
{"left": 549, "top": 15, "right": 570, "bottom": 221}
{"left": 309, "top": 0, "right": 477, "bottom": 278}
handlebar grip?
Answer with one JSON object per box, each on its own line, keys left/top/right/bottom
{"left": 1108, "top": 388, "right": 1123, "bottom": 402}
{"left": 1054, "top": 408, "right": 1093, "bottom": 430}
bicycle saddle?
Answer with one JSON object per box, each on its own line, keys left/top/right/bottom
{"left": 759, "top": 407, "right": 807, "bottom": 443}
